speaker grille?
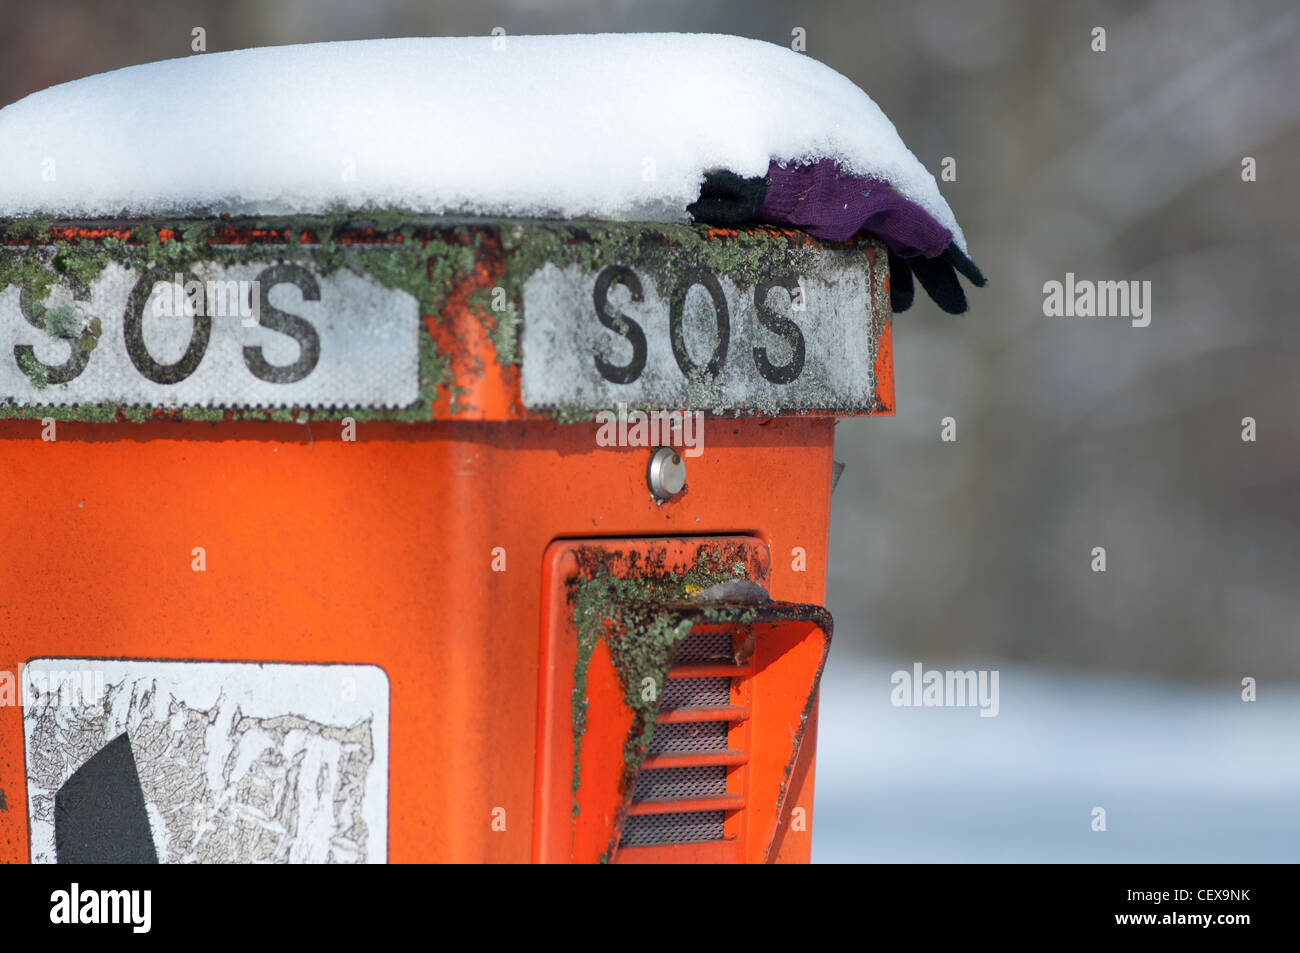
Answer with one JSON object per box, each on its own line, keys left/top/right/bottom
{"left": 633, "top": 764, "right": 726, "bottom": 800}
{"left": 619, "top": 629, "right": 748, "bottom": 850}
{"left": 671, "top": 631, "right": 732, "bottom": 662}
{"left": 647, "top": 720, "right": 728, "bottom": 755}
{"left": 620, "top": 810, "right": 726, "bottom": 847}
{"left": 661, "top": 676, "right": 730, "bottom": 709}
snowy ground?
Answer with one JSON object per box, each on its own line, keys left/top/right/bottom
{"left": 812, "top": 656, "right": 1300, "bottom": 862}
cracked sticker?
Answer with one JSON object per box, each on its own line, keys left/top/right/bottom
{"left": 22, "top": 659, "right": 389, "bottom": 864}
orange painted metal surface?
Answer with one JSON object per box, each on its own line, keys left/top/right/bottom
{"left": 0, "top": 216, "right": 887, "bottom": 863}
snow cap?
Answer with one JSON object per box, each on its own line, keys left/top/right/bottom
{"left": 0, "top": 34, "right": 967, "bottom": 252}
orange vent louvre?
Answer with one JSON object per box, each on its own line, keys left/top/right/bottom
{"left": 534, "top": 537, "right": 831, "bottom": 864}
{"left": 620, "top": 629, "right": 750, "bottom": 849}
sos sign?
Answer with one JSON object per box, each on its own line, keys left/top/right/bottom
{"left": 13, "top": 263, "right": 320, "bottom": 387}
{"left": 592, "top": 265, "right": 807, "bottom": 386}
{"left": 1, "top": 259, "right": 421, "bottom": 408}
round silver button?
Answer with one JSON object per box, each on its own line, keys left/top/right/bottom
{"left": 646, "top": 447, "right": 686, "bottom": 501}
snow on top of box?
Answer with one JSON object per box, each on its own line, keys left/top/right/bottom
{"left": 0, "top": 34, "right": 966, "bottom": 250}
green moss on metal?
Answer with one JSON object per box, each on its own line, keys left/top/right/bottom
{"left": 467, "top": 283, "right": 522, "bottom": 368}
{"left": 546, "top": 405, "right": 598, "bottom": 426}
{"left": 493, "top": 221, "right": 819, "bottom": 308}
{"left": 43, "top": 303, "right": 79, "bottom": 338}
{"left": 566, "top": 542, "right": 757, "bottom": 828}
{"left": 355, "top": 233, "right": 475, "bottom": 315}
{"left": 14, "top": 350, "right": 49, "bottom": 390}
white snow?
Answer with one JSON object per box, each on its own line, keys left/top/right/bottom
{"left": 0, "top": 34, "right": 966, "bottom": 251}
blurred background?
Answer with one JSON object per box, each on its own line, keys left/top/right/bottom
{"left": 3, "top": 0, "right": 1296, "bottom": 861}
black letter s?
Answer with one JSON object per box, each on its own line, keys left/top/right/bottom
{"left": 245, "top": 263, "right": 321, "bottom": 384}
{"left": 753, "top": 276, "right": 805, "bottom": 384}
{"left": 592, "top": 265, "right": 647, "bottom": 384}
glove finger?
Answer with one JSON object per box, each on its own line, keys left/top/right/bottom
{"left": 940, "top": 242, "right": 986, "bottom": 287}
{"left": 887, "top": 248, "right": 915, "bottom": 312}
{"left": 909, "top": 255, "right": 968, "bottom": 314}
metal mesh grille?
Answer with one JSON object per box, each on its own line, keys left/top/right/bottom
{"left": 672, "top": 631, "right": 732, "bottom": 662}
{"left": 661, "top": 676, "right": 730, "bottom": 709}
{"left": 647, "top": 720, "right": 728, "bottom": 755}
{"left": 619, "top": 629, "right": 742, "bottom": 850}
{"left": 633, "top": 764, "right": 726, "bottom": 800}
{"left": 620, "top": 810, "right": 726, "bottom": 847}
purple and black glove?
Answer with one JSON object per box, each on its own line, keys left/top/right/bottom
{"left": 688, "top": 159, "right": 985, "bottom": 314}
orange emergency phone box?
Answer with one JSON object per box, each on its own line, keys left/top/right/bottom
{"left": 0, "top": 217, "right": 892, "bottom": 863}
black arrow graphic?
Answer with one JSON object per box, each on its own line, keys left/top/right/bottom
{"left": 55, "top": 732, "right": 158, "bottom": 864}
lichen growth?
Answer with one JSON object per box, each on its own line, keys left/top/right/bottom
{"left": 43, "top": 303, "right": 81, "bottom": 338}
{"left": 566, "top": 542, "right": 758, "bottom": 833}
{"left": 14, "top": 349, "right": 49, "bottom": 390}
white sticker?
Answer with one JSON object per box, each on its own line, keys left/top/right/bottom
{"left": 23, "top": 660, "right": 389, "bottom": 864}
{"left": 0, "top": 260, "right": 420, "bottom": 407}
{"left": 520, "top": 254, "right": 878, "bottom": 412}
